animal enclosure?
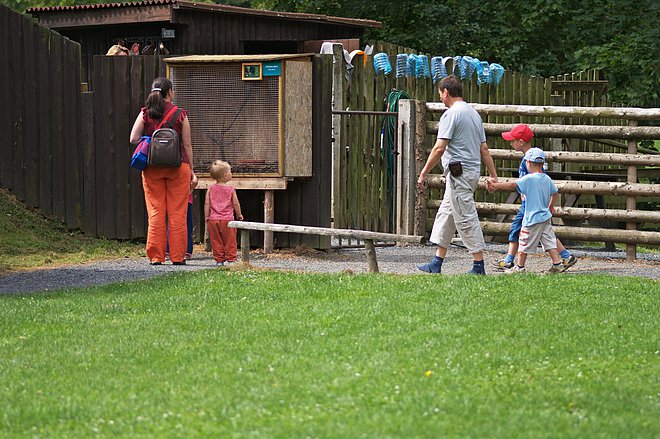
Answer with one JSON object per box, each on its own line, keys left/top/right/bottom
{"left": 167, "top": 55, "right": 313, "bottom": 178}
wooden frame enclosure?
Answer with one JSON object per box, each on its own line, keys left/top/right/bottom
{"left": 166, "top": 54, "right": 313, "bottom": 180}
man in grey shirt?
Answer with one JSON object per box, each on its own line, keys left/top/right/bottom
{"left": 417, "top": 75, "right": 498, "bottom": 275}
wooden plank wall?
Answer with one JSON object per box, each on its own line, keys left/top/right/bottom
{"left": 0, "top": 5, "right": 82, "bottom": 230}
{"left": 334, "top": 41, "right": 611, "bottom": 233}
{"left": 88, "top": 55, "right": 166, "bottom": 240}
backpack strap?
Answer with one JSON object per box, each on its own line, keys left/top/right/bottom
{"left": 155, "top": 106, "right": 179, "bottom": 130}
{"left": 165, "top": 108, "right": 183, "bottom": 129}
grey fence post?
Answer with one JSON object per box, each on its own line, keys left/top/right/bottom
{"left": 396, "top": 99, "right": 427, "bottom": 238}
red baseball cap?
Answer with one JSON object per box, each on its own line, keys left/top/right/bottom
{"left": 502, "top": 124, "right": 534, "bottom": 142}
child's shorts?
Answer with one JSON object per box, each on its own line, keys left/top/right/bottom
{"left": 518, "top": 219, "right": 557, "bottom": 254}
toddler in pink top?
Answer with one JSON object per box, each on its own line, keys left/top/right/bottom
{"left": 204, "top": 160, "right": 243, "bottom": 266}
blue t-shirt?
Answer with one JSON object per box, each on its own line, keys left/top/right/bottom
{"left": 516, "top": 172, "right": 557, "bottom": 227}
{"left": 518, "top": 154, "right": 547, "bottom": 204}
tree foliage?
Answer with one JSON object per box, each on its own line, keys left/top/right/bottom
{"left": 253, "top": 0, "right": 659, "bottom": 107}
{"left": 2, "top": 0, "right": 657, "bottom": 106}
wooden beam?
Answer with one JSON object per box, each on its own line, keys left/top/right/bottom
{"left": 425, "top": 202, "right": 660, "bottom": 223}
{"left": 228, "top": 221, "right": 424, "bottom": 244}
{"left": 426, "top": 176, "right": 660, "bottom": 197}
{"left": 196, "top": 177, "right": 288, "bottom": 190}
{"left": 426, "top": 121, "right": 660, "bottom": 140}
{"left": 481, "top": 221, "right": 660, "bottom": 246}
{"left": 425, "top": 102, "right": 660, "bottom": 120}
{"left": 486, "top": 150, "right": 660, "bottom": 167}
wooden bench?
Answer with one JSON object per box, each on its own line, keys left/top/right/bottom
{"left": 228, "top": 221, "right": 425, "bottom": 273}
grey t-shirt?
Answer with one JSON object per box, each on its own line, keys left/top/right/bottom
{"left": 436, "top": 101, "right": 486, "bottom": 175}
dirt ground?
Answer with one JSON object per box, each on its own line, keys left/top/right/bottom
{"left": 247, "top": 242, "right": 660, "bottom": 279}
{"left": 1, "top": 242, "right": 658, "bottom": 294}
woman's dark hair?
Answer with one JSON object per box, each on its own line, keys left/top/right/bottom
{"left": 438, "top": 75, "right": 463, "bottom": 98}
{"left": 144, "top": 77, "right": 173, "bottom": 119}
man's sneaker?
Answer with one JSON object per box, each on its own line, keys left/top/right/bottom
{"left": 491, "top": 259, "right": 514, "bottom": 271}
{"left": 216, "top": 261, "right": 225, "bottom": 267}
{"left": 225, "top": 260, "right": 237, "bottom": 267}
{"left": 418, "top": 262, "right": 441, "bottom": 274}
{"left": 466, "top": 267, "right": 486, "bottom": 275}
{"left": 547, "top": 263, "right": 564, "bottom": 274}
{"left": 504, "top": 265, "right": 526, "bottom": 274}
{"left": 561, "top": 255, "right": 577, "bottom": 272}
{"left": 185, "top": 252, "right": 192, "bottom": 260}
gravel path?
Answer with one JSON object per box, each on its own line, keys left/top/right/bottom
{"left": 1, "top": 242, "right": 658, "bottom": 294}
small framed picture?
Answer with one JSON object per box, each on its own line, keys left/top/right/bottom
{"left": 242, "top": 62, "right": 262, "bottom": 80}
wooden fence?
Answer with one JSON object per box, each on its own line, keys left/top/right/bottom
{"left": 82, "top": 55, "right": 166, "bottom": 239}
{"left": 0, "top": 6, "right": 82, "bottom": 230}
{"left": 397, "top": 100, "right": 660, "bottom": 259}
{"left": 329, "top": 41, "right": 627, "bottom": 237}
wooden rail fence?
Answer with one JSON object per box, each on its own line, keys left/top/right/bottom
{"left": 397, "top": 100, "right": 660, "bottom": 260}
{"left": 329, "top": 40, "right": 625, "bottom": 241}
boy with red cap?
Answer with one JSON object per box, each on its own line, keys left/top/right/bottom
{"left": 491, "top": 124, "right": 577, "bottom": 271}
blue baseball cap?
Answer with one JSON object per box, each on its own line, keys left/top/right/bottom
{"left": 524, "top": 147, "right": 546, "bottom": 163}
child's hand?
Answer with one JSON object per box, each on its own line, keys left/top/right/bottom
{"left": 190, "top": 173, "right": 198, "bottom": 192}
{"left": 237, "top": 214, "right": 244, "bottom": 221}
{"left": 486, "top": 179, "right": 495, "bottom": 193}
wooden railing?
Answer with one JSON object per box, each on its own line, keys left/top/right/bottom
{"left": 397, "top": 100, "right": 660, "bottom": 260}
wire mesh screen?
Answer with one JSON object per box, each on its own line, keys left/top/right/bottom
{"left": 171, "top": 64, "right": 281, "bottom": 175}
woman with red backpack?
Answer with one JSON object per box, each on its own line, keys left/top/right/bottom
{"left": 130, "top": 77, "right": 196, "bottom": 265}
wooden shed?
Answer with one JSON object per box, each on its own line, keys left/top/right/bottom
{"left": 28, "top": 0, "right": 381, "bottom": 88}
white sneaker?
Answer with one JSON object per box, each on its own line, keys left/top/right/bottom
{"left": 215, "top": 261, "right": 224, "bottom": 266}
{"left": 225, "top": 260, "right": 237, "bottom": 267}
{"left": 505, "top": 265, "right": 527, "bottom": 274}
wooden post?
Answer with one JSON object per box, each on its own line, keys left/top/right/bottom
{"left": 396, "top": 99, "right": 413, "bottom": 235}
{"left": 626, "top": 120, "right": 638, "bottom": 260}
{"left": 397, "top": 99, "right": 427, "bottom": 238}
{"left": 413, "top": 100, "right": 428, "bottom": 238}
{"left": 331, "top": 43, "right": 343, "bottom": 229}
{"left": 364, "top": 239, "right": 379, "bottom": 273}
{"left": 264, "top": 190, "right": 274, "bottom": 254}
{"left": 241, "top": 229, "right": 250, "bottom": 264}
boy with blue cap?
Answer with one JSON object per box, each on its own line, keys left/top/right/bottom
{"left": 487, "top": 148, "right": 566, "bottom": 273}
{"left": 491, "top": 124, "right": 577, "bottom": 271}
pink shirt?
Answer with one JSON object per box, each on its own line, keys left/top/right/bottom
{"left": 207, "top": 184, "right": 236, "bottom": 221}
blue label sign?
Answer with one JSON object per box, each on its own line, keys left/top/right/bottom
{"left": 263, "top": 61, "right": 282, "bottom": 76}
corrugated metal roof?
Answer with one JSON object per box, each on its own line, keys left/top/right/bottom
{"left": 27, "top": 0, "right": 381, "bottom": 28}
{"left": 27, "top": 0, "right": 175, "bottom": 13}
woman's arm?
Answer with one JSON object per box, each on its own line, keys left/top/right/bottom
{"left": 181, "top": 116, "right": 193, "bottom": 168}
{"left": 129, "top": 112, "right": 145, "bottom": 144}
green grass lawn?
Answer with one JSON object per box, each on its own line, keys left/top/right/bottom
{"left": 1, "top": 271, "right": 658, "bottom": 438}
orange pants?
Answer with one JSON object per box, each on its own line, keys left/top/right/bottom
{"left": 207, "top": 219, "right": 237, "bottom": 263}
{"left": 142, "top": 163, "right": 191, "bottom": 263}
